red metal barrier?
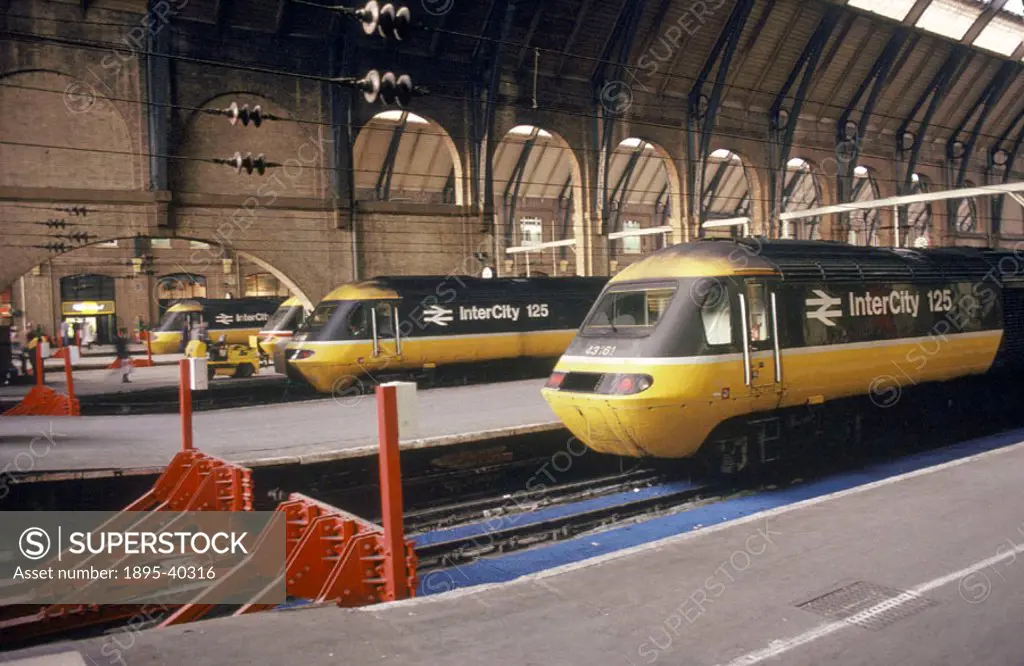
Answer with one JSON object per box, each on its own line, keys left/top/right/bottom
{"left": 0, "top": 450, "right": 254, "bottom": 642}
{"left": 160, "top": 493, "right": 418, "bottom": 627}
{"left": 3, "top": 385, "right": 418, "bottom": 641}
{"left": 180, "top": 359, "right": 193, "bottom": 451}
{"left": 376, "top": 384, "right": 409, "bottom": 601}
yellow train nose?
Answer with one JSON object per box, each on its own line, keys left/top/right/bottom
{"left": 147, "top": 331, "right": 182, "bottom": 355}
{"left": 541, "top": 389, "right": 707, "bottom": 458}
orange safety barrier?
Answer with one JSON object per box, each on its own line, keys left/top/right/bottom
{"left": 2, "top": 386, "right": 80, "bottom": 417}
{"left": 4, "top": 349, "right": 81, "bottom": 417}
{"left": 2, "top": 385, "right": 417, "bottom": 643}
{"left": 0, "top": 450, "right": 254, "bottom": 643}
{"left": 160, "top": 493, "right": 418, "bottom": 626}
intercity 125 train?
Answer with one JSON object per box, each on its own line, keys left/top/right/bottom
{"left": 253, "top": 296, "right": 309, "bottom": 357}
{"left": 541, "top": 239, "right": 1024, "bottom": 472}
{"left": 148, "top": 297, "right": 284, "bottom": 354}
{"left": 283, "top": 276, "right": 608, "bottom": 393}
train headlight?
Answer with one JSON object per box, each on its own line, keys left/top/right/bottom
{"left": 292, "top": 349, "right": 316, "bottom": 360}
{"left": 596, "top": 373, "right": 654, "bottom": 395}
{"left": 545, "top": 371, "right": 566, "bottom": 389}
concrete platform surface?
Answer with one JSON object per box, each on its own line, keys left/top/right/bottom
{"left": 7, "top": 436, "right": 1024, "bottom": 666}
{"left": 0, "top": 379, "right": 558, "bottom": 473}
{"left": 0, "top": 360, "right": 263, "bottom": 399}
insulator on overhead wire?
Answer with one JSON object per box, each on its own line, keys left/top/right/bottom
{"left": 227, "top": 101, "right": 264, "bottom": 127}
{"left": 221, "top": 152, "right": 270, "bottom": 175}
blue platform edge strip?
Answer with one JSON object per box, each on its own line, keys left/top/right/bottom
{"left": 416, "top": 427, "right": 1024, "bottom": 596}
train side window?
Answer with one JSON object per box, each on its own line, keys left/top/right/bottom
{"left": 746, "top": 283, "right": 770, "bottom": 344}
{"left": 701, "top": 290, "right": 732, "bottom": 346}
{"left": 374, "top": 302, "right": 395, "bottom": 337}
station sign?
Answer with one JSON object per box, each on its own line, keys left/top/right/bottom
{"left": 61, "top": 300, "right": 116, "bottom": 316}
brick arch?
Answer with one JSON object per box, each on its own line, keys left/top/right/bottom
{"left": 174, "top": 92, "right": 325, "bottom": 198}
{"left": 0, "top": 69, "right": 140, "bottom": 189}
{"left": 0, "top": 234, "right": 316, "bottom": 310}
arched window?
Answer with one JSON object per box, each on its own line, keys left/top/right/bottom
{"left": 244, "top": 273, "right": 290, "bottom": 297}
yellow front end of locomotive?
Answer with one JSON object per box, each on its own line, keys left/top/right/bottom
{"left": 542, "top": 356, "right": 753, "bottom": 459}
{"left": 285, "top": 341, "right": 380, "bottom": 393}
{"left": 148, "top": 330, "right": 183, "bottom": 355}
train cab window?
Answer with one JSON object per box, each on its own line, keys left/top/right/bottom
{"left": 305, "top": 302, "right": 339, "bottom": 333}
{"left": 700, "top": 291, "right": 732, "bottom": 346}
{"left": 745, "top": 283, "right": 771, "bottom": 344}
{"left": 583, "top": 287, "right": 676, "bottom": 336}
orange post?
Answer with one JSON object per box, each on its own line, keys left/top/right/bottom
{"left": 375, "top": 384, "right": 408, "bottom": 601}
{"left": 35, "top": 344, "right": 43, "bottom": 386}
{"left": 179, "top": 359, "right": 193, "bottom": 451}
{"left": 63, "top": 351, "right": 75, "bottom": 403}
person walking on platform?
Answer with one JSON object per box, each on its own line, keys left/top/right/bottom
{"left": 113, "top": 329, "right": 132, "bottom": 383}
{"left": 59, "top": 319, "right": 70, "bottom": 348}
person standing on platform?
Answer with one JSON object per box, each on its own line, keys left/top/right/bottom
{"left": 82, "top": 321, "right": 94, "bottom": 348}
{"left": 180, "top": 319, "right": 190, "bottom": 353}
{"left": 114, "top": 329, "right": 132, "bottom": 383}
{"left": 59, "top": 319, "right": 69, "bottom": 347}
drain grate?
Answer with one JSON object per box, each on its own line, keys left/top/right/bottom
{"left": 796, "top": 581, "right": 938, "bottom": 631}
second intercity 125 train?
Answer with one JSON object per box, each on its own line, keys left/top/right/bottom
{"left": 542, "top": 239, "right": 1024, "bottom": 472}
{"left": 283, "top": 275, "right": 608, "bottom": 393}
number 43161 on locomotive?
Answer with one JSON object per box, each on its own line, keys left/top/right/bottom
{"left": 542, "top": 239, "right": 1024, "bottom": 473}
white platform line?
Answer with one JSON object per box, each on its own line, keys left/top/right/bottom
{"left": 717, "top": 541, "right": 1024, "bottom": 666}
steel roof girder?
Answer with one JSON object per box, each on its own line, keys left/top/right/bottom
{"left": 948, "top": 60, "right": 1018, "bottom": 191}
{"left": 836, "top": 27, "right": 912, "bottom": 236}
{"left": 768, "top": 5, "right": 842, "bottom": 237}
{"left": 481, "top": 0, "right": 515, "bottom": 233}
{"left": 594, "top": 0, "right": 648, "bottom": 235}
{"left": 502, "top": 130, "right": 538, "bottom": 247}
{"left": 686, "top": 0, "right": 756, "bottom": 237}
{"left": 375, "top": 111, "right": 409, "bottom": 201}
{"left": 608, "top": 145, "right": 644, "bottom": 234}
{"left": 962, "top": 0, "right": 1010, "bottom": 45}
{"left": 702, "top": 157, "right": 732, "bottom": 210}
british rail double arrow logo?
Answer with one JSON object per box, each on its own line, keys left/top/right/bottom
{"left": 805, "top": 290, "right": 842, "bottom": 327}
{"left": 422, "top": 305, "right": 454, "bottom": 326}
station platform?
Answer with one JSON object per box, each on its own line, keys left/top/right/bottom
{"left": 0, "top": 378, "right": 560, "bottom": 476}
{"left": 7, "top": 428, "right": 1024, "bottom": 665}
{"left": 0, "top": 360, "right": 244, "bottom": 400}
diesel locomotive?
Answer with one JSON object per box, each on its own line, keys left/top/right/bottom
{"left": 283, "top": 275, "right": 608, "bottom": 393}
{"left": 253, "top": 296, "right": 308, "bottom": 357}
{"left": 148, "top": 297, "right": 284, "bottom": 354}
{"left": 542, "top": 239, "right": 1024, "bottom": 472}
